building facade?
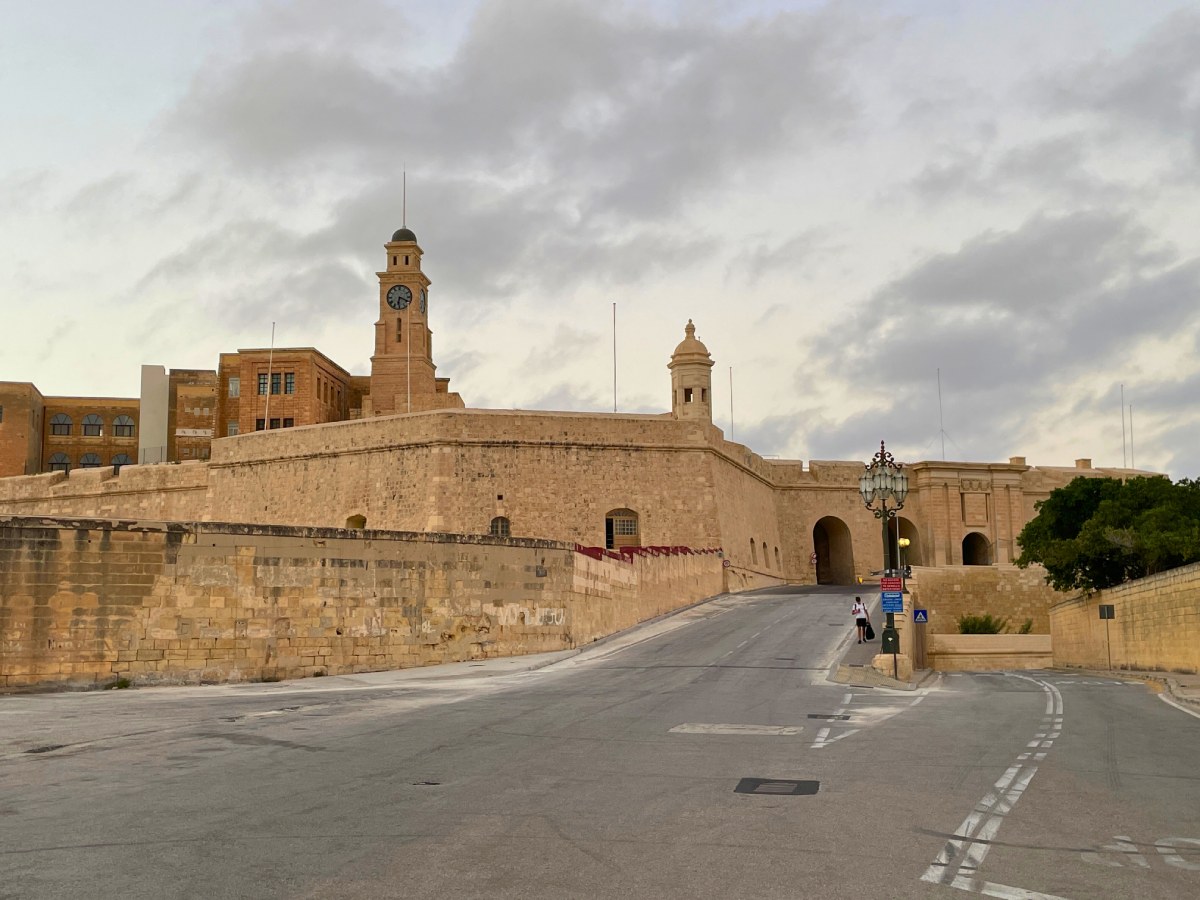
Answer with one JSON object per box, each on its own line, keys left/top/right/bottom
{"left": 0, "top": 224, "right": 1143, "bottom": 588}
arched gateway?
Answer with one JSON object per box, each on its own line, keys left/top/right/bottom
{"left": 813, "top": 516, "right": 855, "bottom": 585}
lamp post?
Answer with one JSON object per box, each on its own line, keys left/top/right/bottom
{"left": 898, "top": 537, "right": 911, "bottom": 591}
{"left": 859, "top": 440, "right": 909, "bottom": 654}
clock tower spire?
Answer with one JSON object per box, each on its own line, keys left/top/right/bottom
{"left": 367, "top": 226, "right": 442, "bottom": 415}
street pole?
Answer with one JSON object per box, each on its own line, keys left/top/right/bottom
{"left": 859, "top": 440, "right": 909, "bottom": 676}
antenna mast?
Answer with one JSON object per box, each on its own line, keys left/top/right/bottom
{"left": 1121, "top": 383, "right": 1127, "bottom": 467}
{"left": 264, "top": 321, "right": 276, "bottom": 427}
{"left": 937, "top": 368, "right": 946, "bottom": 461}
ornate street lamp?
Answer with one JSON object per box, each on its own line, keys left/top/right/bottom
{"left": 860, "top": 440, "right": 909, "bottom": 657}
{"left": 859, "top": 440, "right": 909, "bottom": 574}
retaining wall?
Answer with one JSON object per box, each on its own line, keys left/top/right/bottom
{"left": 0, "top": 516, "right": 723, "bottom": 691}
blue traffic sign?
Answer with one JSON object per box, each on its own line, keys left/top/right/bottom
{"left": 881, "top": 591, "right": 903, "bottom": 601}
{"left": 913, "top": 609, "right": 928, "bottom": 623}
{"left": 881, "top": 594, "right": 904, "bottom": 613}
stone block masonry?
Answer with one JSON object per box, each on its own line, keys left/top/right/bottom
{"left": 0, "top": 516, "right": 723, "bottom": 691}
{"left": 1050, "top": 560, "right": 1200, "bottom": 674}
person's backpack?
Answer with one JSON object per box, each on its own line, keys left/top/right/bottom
{"left": 865, "top": 622, "right": 876, "bottom": 641}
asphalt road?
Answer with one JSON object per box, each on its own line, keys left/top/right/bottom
{"left": 2, "top": 586, "right": 1198, "bottom": 899}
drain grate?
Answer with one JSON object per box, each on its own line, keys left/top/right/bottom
{"left": 735, "top": 778, "right": 819, "bottom": 796}
{"left": 25, "top": 744, "right": 65, "bottom": 754}
{"left": 807, "top": 714, "right": 850, "bottom": 721}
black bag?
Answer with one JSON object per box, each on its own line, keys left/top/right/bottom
{"left": 864, "top": 623, "right": 876, "bottom": 641}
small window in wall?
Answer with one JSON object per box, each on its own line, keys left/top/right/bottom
{"left": 113, "top": 415, "right": 135, "bottom": 437}
{"left": 346, "top": 514, "right": 366, "bottom": 529}
{"left": 404, "top": 255, "right": 409, "bottom": 265}
{"left": 605, "top": 508, "right": 640, "bottom": 550}
{"left": 269, "top": 418, "right": 280, "bottom": 429}
{"left": 228, "top": 376, "right": 240, "bottom": 398}
{"left": 701, "top": 388, "right": 708, "bottom": 402}
{"left": 82, "top": 414, "right": 103, "bottom": 436}
{"left": 284, "top": 372, "right": 295, "bottom": 394}
{"left": 48, "top": 452, "right": 70, "bottom": 472}
{"left": 489, "top": 516, "right": 511, "bottom": 538}
{"left": 227, "top": 421, "right": 239, "bottom": 436}
{"left": 775, "top": 547, "right": 781, "bottom": 569}
{"left": 80, "top": 452, "right": 101, "bottom": 468}
{"left": 50, "top": 413, "right": 72, "bottom": 435}
{"left": 684, "top": 387, "right": 693, "bottom": 403}
{"left": 112, "top": 453, "right": 131, "bottom": 471}
{"left": 751, "top": 539, "right": 758, "bottom": 565}
{"left": 396, "top": 319, "right": 402, "bottom": 342}
{"left": 255, "top": 419, "right": 265, "bottom": 431}
{"left": 0, "top": 404, "right": 4, "bottom": 423}
{"left": 283, "top": 418, "right": 294, "bottom": 428}
{"left": 270, "top": 373, "right": 281, "bottom": 395}
{"left": 257, "top": 374, "right": 268, "bottom": 395}
{"left": 392, "top": 255, "right": 396, "bottom": 266}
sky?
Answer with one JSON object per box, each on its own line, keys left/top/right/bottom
{"left": 2, "top": 0, "right": 1198, "bottom": 478}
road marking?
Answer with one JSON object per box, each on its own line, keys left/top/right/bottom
{"left": 810, "top": 727, "right": 860, "bottom": 747}
{"left": 921, "top": 674, "right": 1065, "bottom": 899}
{"left": 1159, "top": 693, "right": 1200, "bottom": 721}
{"left": 669, "top": 723, "right": 803, "bottom": 736}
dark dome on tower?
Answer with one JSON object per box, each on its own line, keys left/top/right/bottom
{"left": 391, "top": 227, "right": 417, "bottom": 243}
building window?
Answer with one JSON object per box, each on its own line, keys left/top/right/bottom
{"left": 113, "top": 415, "right": 135, "bottom": 437}
{"left": 489, "top": 516, "right": 511, "bottom": 538}
{"left": 751, "top": 539, "right": 758, "bottom": 565}
{"left": 283, "top": 418, "right": 294, "bottom": 428}
{"left": 48, "top": 452, "right": 70, "bottom": 472}
{"left": 0, "top": 405, "right": 4, "bottom": 423}
{"left": 270, "top": 373, "right": 281, "bottom": 395}
{"left": 404, "top": 255, "right": 409, "bottom": 265}
{"left": 258, "top": 374, "right": 268, "bottom": 395}
{"left": 228, "top": 377, "right": 240, "bottom": 398}
{"left": 50, "top": 413, "right": 72, "bottom": 436}
{"left": 684, "top": 387, "right": 693, "bottom": 403}
{"left": 80, "top": 452, "right": 102, "bottom": 468}
{"left": 255, "top": 419, "right": 265, "bottom": 431}
{"left": 396, "top": 319, "right": 402, "bottom": 342}
{"left": 775, "top": 547, "right": 781, "bottom": 569}
{"left": 81, "top": 414, "right": 103, "bottom": 437}
{"left": 269, "top": 418, "right": 280, "bottom": 429}
{"left": 701, "top": 388, "right": 708, "bottom": 402}
{"left": 284, "top": 372, "right": 295, "bottom": 394}
{"left": 605, "top": 508, "right": 640, "bottom": 550}
{"left": 112, "top": 453, "right": 131, "bottom": 471}
{"left": 227, "top": 421, "right": 239, "bottom": 436}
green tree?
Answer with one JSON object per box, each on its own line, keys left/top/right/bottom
{"left": 1016, "top": 475, "right": 1200, "bottom": 592}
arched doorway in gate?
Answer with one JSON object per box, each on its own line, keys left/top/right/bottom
{"left": 812, "top": 516, "right": 855, "bottom": 585}
{"left": 898, "top": 517, "right": 923, "bottom": 567}
{"left": 962, "top": 532, "right": 991, "bottom": 565}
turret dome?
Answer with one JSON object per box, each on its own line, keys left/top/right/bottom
{"left": 391, "top": 227, "right": 418, "bottom": 243}
{"left": 670, "top": 319, "right": 711, "bottom": 361}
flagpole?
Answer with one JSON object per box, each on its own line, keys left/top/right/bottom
{"left": 264, "top": 321, "right": 275, "bottom": 427}
{"left": 612, "top": 302, "right": 617, "bottom": 412}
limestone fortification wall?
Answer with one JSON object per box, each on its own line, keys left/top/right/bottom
{"left": 1050, "top": 561, "right": 1200, "bottom": 674}
{"left": 906, "top": 564, "right": 1060, "bottom": 634}
{"left": 0, "top": 462, "right": 209, "bottom": 520}
{"left": 0, "top": 516, "right": 723, "bottom": 691}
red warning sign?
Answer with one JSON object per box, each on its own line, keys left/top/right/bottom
{"left": 880, "top": 577, "right": 902, "bottom": 591}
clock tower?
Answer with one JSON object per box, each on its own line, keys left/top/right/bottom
{"left": 368, "top": 227, "right": 440, "bottom": 415}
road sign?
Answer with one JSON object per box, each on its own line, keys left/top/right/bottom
{"left": 880, "top": 576, "right": 902, "bottom": 591}
{"left": 881, "top": 590, "right": 903, "bottom": 601}
{"left": 913, "top": 609, "right": 928, "bottom": 623}
{"left": 881, "top": 593, "right": 904, "bottom": 613}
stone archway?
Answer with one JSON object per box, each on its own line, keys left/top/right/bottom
{"left": 898, "top": 516, "right": 923, "bottom": 567}
{"left": 962, "top": 532, "right": 991, "bottom": 566}
{"left": 812, "top": 516, "right": 855, "bottom": 585}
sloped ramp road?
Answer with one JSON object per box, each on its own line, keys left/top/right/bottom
{"left": 0, "top": 586, "right": 1197, "bottom": 899}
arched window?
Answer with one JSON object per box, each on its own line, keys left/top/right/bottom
{"left": 112, "top": 453, "right": 132, "bottom": 471}
{"left": 605, "top": 508, "right": 640, "bottom": 550}
{"left": 962, "top": 533, "right": 992, "bottom": 566}
{"left": 82, "top": 414, "right": 103, "bottom": 436}
{"left": 50, "top": 414, "right": 72, "bottom": 436}
{"left": 345, "top": 514, "right": 366, "bottom": 529}
{"left": 113, "top": 415, "right": 135, "bottom": 437}
{"left": 489, "top": 516, "right": 511, "bottom": 538}
{"left": 750, "top": 539, "right": 758, "bottom": 565}
{"left": 79, "top": 453, "right": 102, "bottom": 468}
{"left": 48, "top": 452, "right": 70, "bottom": 472}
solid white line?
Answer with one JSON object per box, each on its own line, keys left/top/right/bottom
{"left": 670, "top": 723, "right": 803, "bottom": 736}
{"left": 1159, "top": 693, "right": 1200, "bottom": 720}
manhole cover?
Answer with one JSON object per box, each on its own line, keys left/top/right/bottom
{"left": 807, "top": 714, "right": 850, "bottom": 721}
{"left": 735, "top": 778, "right": 819, "bottom": 796}
{"left": 25, "top": 744, "right": 65, "bottom": 754}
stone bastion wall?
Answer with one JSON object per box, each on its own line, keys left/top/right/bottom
{"left": 0, "top": 516, "right": 724, "bottom": 691}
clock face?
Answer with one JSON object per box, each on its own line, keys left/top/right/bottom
{"left": 386, "top": 284, "right": 412, "bottom": 310}
{"left": 419, "top": 288, "right": 427, "bottom": 315}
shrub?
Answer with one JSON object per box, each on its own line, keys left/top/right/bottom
{"left": 1019, "top": 618, "right": 1034, "bottom": 635}
{"left": 957, "top": 614, "right": 1009, "bottom": 634}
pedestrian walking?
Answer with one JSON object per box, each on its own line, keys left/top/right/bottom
{"left": 852, "top": 596, "right": 870, "bottom": 643}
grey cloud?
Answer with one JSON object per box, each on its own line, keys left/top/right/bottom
{"left": 1045, "top": 9, "right": 1200, "bottom": 156}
